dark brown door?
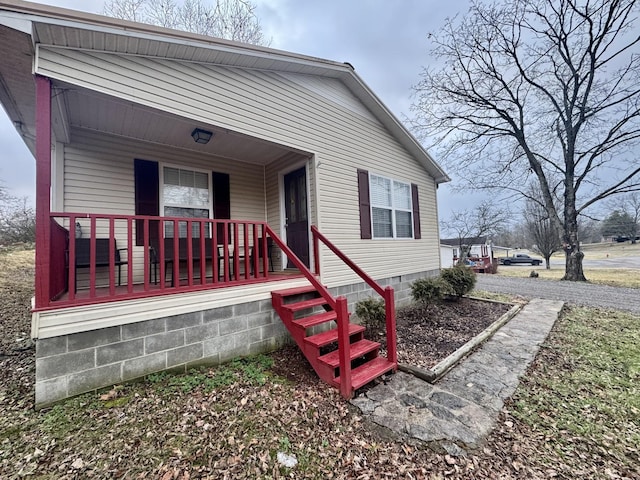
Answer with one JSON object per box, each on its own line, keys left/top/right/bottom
{"left": 284, "top": 166, "right": 309, "bottom": 268}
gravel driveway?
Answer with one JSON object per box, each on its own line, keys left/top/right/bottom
{"left": 476, "top": 275, "right": 640, "bottom": 314}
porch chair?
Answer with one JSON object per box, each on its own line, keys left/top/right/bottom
{"left": 148, "top": 239, "right": 244, "bottom": 286}
{"left": 250, "top": 237, "right": 274, "bottom": 274}
{"left": 73, "top": 238, "right": 128, "bottom": 292}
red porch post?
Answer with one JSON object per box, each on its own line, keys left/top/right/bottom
{"left": 384, "top": 286, "right": 397, "bottom": 365}
{"left": 336, "top": 296, "right": 352, "bottom": 399}
{"left": 34, "top": 75, "right": 52, "bottom": 309}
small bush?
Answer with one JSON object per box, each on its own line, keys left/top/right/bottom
{"left": 411, "top": 277, "right": 444, "bottom": 304}
{"left": 355, "top": 297, "right": 386, "bottom": 330}
{"left": 440, "top": 264, "right": 476, "bottom": 298}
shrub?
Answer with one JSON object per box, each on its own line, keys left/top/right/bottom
{"left": 440, "top": 264, "right": 476, "bottom": 298}
{"left": 411, "top": 277, "right": 445, "bottom": 304}
{"left": 355, "top": 297, "right": 386, "bottom": 330}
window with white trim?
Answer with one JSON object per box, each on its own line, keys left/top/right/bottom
{"left": 162, "top": 166, "right": 211, "bottom": 238}
{"left": 370, "top": 174, "right": 413, "bottom": 239}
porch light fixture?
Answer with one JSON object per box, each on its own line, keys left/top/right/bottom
{"left": 191, "top": 128, "right": 213, "bottom": 144}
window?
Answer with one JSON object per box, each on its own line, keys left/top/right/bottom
{"left": 369, "top": 174, "right": 413, "bottom": 239}
{"left": 162, "top": 166, "right": 211, "bottom": 238}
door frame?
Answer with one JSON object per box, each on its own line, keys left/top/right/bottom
{"left": 278, "top": 159, "right": 313, "bottom": 271}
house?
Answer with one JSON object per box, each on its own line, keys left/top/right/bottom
{"left": 0, "top": 0, "right": 449, "bottom": 406}
{"left": 440, "top": 236, "right": 496, "bottom": 273}
{"left": 439, "top": 244, "right": 456, "bottom": 268}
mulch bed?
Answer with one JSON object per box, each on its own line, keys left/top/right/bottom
{"left": 396, "top": 297, "right": 513, "bottom": 369}
{"left": 368, "top": 297, "right": 512, "bottom": 370}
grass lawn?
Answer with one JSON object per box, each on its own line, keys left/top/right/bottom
{"left": 1, "top": 310, "right": 638, "bottom": 478}
{"left": 567, "top": 241, "right": 640, "bottom": 260}
{"left": 503, "top": 306, "right": 640, "bottom": 478}
{"left": 496, "top": 266, "right": 640, "bottom": 288}
{"left": 505, "top": 241, "right": 640, "bottom": 261}
{"left": 1, "top": 248, "right": 639, "bottom": 478}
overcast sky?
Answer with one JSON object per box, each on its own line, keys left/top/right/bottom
{"left": 0, "top": 0, "right": 471, "bottom": 217}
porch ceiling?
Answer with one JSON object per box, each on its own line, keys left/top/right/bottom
{"left": 0, "top": 24, "right": 35, "bottom": 137}
{"left": 61, "top": 85, "right": 296, "bottom": 165}
{"left": 0, "top": 23, "right": 299, "bottom": 166}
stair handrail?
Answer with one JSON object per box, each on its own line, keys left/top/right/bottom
{"left": 265, "top": 225, "right": 353, "bottom": 397}
{"left": 265, "top": 225, "right": 336, "bottom": 310}
{"left": 311, "top": 226, "right": 385, "bottom": 296}
{"left": 310, "top": 225, "right": 397, "bottom": 366}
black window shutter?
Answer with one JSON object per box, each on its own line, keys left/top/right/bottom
{"left": 357, "top": 169, "right": 372, "bottom": 239}
{"left": 212, "top": 172, "right": 231, "bottom": 244}
{"left": 134, "top": 159, "right": 159, "bottom": 246}
{"left": 411, "top": 183, "right": 421, "bottom": 240}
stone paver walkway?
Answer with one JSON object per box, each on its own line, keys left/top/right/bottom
{"left": 351, "top": 298, "right": 564, "bottom": 452}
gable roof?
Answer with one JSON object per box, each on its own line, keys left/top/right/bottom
{"left": 0, "top": 0, "right": 450, "bottom": 183}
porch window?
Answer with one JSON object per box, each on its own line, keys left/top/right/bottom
{"left": 370, "top": 174, "right": 413, "bottom": 239}
{"left": 162, "top": 166, "right": 211, "bottom": 238}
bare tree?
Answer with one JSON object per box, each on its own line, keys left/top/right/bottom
{"left": 440, "top": 201, "right": 510, "bottom": 260}
{"left": 412, "top": 0, "right": 640, "bottom": 281}
{"left": 0, "top": 185, "right": 35, "bottom": 244}
{"left": 103, "top": 0, "right": 269, "bottom": 45}
{"left": 524, "top": 196, "right": 562, "bottom": 269}
{"left": 577, "top": 217, "right": 602, "bottom": 244}
{"left": 605, "top": 192, "right": 640, "bottom": 241}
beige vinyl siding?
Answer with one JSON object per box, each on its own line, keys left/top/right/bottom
{"left": 36, "top": 48, "right": 395, "bottom": 154}
{"left": 39, "top": 47, "right": 440, "bottom": 286}
{"left": 64, "top": 128, "right": 266, "bottom": 287}
{"left": 277, "top": 73, "right": 376, "bottom": 121}
{"left": 316, "top": 158, "right": 440, "bottom": 287}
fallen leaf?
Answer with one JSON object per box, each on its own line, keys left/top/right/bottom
{"left": 99, "top": 389, "right": 118, "bottom": 401}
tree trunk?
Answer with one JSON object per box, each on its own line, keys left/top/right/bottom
{"left": 562, "top": 219, "right": 587, "bottom": 281}
{"left": 561, "top": 175, "right": 587, "bottom": 281}
{"left": 544, "top": 256, "right": 551, "bottom": 270}
{"left": 563, "top": 248, "right": 586, "bottom": 280}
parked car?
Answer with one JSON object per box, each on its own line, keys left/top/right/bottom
{"left": 499, "top": 254, "right": 542, "bottom": 266}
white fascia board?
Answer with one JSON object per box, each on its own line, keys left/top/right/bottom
{"left": 0, "top": 10, "right": 32, "bottom": 34}
{"left": 12, "top": 11, "right": 350, "bottom": 76}
{"left": 32, "top": 278, "right": 310, "bottom": 339}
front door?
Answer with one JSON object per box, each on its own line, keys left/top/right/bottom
{"left": 284, "top": 166, "right": 309, "bottom": 268}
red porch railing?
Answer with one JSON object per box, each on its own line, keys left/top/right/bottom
{"left": 266, "top": 224, "right": 398, "bottom": 398}
{"left": 311, "top": 225, "right": 397, "bottom": 367}
{"left": 37, "top": 213, "right": 275, "bottom": 310}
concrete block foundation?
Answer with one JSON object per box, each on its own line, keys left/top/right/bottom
{"left": 35, "top": 269, "right": 438, "bottom": 406}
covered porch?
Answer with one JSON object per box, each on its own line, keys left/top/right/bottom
{"left": 32, "top": 75, "right": 317, "bottom": 312}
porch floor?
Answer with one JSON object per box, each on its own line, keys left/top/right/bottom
{"left": 54, "top": 269, "right": 304, "bottom": 305}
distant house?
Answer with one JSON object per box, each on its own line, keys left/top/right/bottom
{"left": 440, "top": 236, "right": 496, "bottom": 273}
{"left": 0, "top": 1, "right": 449, "bottom": 405}
{"left": 439, "top": 244, "right": 456, "bottom": 268}
{"left": 440, "top": 236, "right": 493, "bottom": 260}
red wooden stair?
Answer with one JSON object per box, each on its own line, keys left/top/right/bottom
{"left": 271, "top": 285, "right": 396, "bottom": 397}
